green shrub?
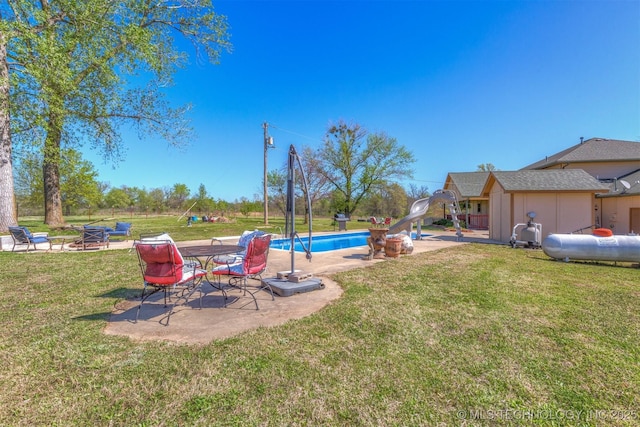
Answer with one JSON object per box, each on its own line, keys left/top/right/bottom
{"left": 433, "top": 218, "right": 466, "bottom": 228}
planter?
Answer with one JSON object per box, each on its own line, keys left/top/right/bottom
{"left": 385, "top": 237, "right": 402, "bottom": 258}
{"left": 368, "top": 228, "right": 388, "bottom": 259}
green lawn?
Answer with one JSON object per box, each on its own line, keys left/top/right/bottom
{"left": 13, "top": 214, "right": 317, "bottom": 241}
{"left": 0, "top": 222, "right": 638, "bottom": 425}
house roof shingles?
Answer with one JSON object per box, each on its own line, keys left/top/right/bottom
{"left": 522, "top": 138, "right": 640, "bottom": 170}
{"left": 600, "top": 169, "right": 640, "bottom": 198}
{"left": 490, "top": 170, "right": 611, "bottom": 192}
{"left": 447, "top": 172, "right": 489, "bottom": 198}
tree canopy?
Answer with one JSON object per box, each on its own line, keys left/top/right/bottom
{"left": 315, "top": 120, "right": 415, "bottom": 217}
{"left": 0, "top": 0, "right": 231, "bottom": 229}
{"left": 14, "top": 148, "right": 102, "bottom": 215}
{"left": 477, "top": 163, "right": 497, "bottom": 171}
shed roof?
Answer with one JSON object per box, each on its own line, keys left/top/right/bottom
{"left": 445, "top": 172, "right": 490, "bottom": 198}
{"left": 482, "top": 169, "right": 611, "bottom": 195}
{"left": 522, "top": 138, "right": 640, "bottom": 170}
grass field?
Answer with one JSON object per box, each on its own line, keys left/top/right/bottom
{"left": 12, "top": 213, "right": 316, "bottom": 242}
{"left": 1, "top": 216, "right": 638, "bottom": 425}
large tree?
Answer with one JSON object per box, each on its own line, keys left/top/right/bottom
{"left": 58, "top": 149, "right": 103, "bottom": 215}
{"left": 1, "top": 0, "right": 231, "bottom": 228}
{"left": 363, "top": 182, "right": 409, "bottom": 219}
{"left": 316, "top": 120, "right": 415, "bottom": 217}
{"left": 104, "top": 187, "right": 132, "bottom": 211}
{"left": 0, "top": 28, "right": 16, "bottom": 230}
{"left": 167, "top": 183, "right": 190, "bottom": 210}
{"left": 14, "top": 147, "right": 102, "bottom": 215}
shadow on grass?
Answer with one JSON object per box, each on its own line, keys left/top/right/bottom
{"left": 73, "top": 312, "right": 112, "bottom": 321}
{"left": 71, "top": 287, "right": 143, "bottom": 322}
{"left": 97, "top": 287, "right": 141, "bottom": 299}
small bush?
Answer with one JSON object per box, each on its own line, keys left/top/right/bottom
{"left": 433, "top": 218, "right": 467, "bottom": 228}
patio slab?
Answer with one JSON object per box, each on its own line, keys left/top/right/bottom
{"left": 104, "top": 229, "right": 492, "bottom": 344}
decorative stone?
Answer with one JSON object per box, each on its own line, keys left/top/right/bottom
{"left": 368, "top": 228, "right": 389, "bottom": 260}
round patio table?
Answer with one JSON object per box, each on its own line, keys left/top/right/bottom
{"left": 177, "top": 244, "right": 244, "bottom": 297}
{"left": 178, "top": 244, "right": 243, "bottom": 269}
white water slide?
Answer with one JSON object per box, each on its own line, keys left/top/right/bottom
{"left": 388, "top": 189, "right": 464, "bottom": 241}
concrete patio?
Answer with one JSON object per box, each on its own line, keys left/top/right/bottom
{"left": 104, "top": 229, "right": 493, "bottom": 344}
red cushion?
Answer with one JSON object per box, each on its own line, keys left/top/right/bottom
{"left": 137, "top": 243, "right": 184, "bottom": 285}
{"left": 139, "top": 244, "right": 172, "bottom": 263}
{"left": 244, "top": 235, "right": 270, "bottom": 275}
{"left": 145, "top": 263, "right": 183, "bottom": 285}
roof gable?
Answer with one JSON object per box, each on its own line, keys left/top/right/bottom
{"left": 522, "top": 138, "right": 640, "bottom": 170}
{"left": 445, "top": 172, "right": 489, "bottom": 198}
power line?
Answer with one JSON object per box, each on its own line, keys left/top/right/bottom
{"left": 267, "top": 122, "right": 446, "bottom": 186}
{"left": 399, "top": 179, "right": 446, "bottom": 185}
{"left": 268, "top": 123, "right": 323, "bottom": 143}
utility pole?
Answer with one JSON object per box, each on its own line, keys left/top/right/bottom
{"left": 263, "top": 122, "right": 273, "bottom": 225}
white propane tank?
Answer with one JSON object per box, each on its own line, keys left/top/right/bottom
{"left": 542, "top": 233, "right": 640, "bottom": 262}
{"left": 520, "top": 225, "right": 540, "bottom": 245}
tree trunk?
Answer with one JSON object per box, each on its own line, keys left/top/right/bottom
{"left": 0, "top": 35, "right": 17, "bottom": 232}
{"left": 43, "top": 113, "right": 65, "bottom": 226}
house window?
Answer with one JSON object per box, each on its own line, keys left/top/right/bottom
{"left": 477, "top": 203, "right": 481, "bottom": 213}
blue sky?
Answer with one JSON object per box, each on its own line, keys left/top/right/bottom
{"left": 85, "top": 0, "right": 640, "bottom": 202}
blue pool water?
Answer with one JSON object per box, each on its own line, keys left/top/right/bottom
{"left": 270, "top": 231, "right": 430, "bottom": 253}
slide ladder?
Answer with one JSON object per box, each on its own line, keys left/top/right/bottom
{"left": 446, "top": 196, "right": 463, "bottom": 239}
{"left": 389, "top": 189, "right": 464, "bottom": 241}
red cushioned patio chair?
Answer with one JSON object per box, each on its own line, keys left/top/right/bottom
{"left": 210, "top": 234, "right": 273, "bottom": 310}
{"left": 210, "top": 230, "right": 266, "bottom": 266}
{"left": 135, "top": 240, "right": 207, "bottom": 325}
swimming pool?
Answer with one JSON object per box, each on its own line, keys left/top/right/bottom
{"left": 270, "top": 231, "right": 430, "bottom": 253}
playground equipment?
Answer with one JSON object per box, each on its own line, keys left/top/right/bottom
{"left": 388, "top": 189, "right": 464, "bottom": 241}
{"left": 177, "top": 201, "right": 198, "bottom": 222}
{"left": 509, "top": 212, "right": 542, "bottom": 249}
{"left": 542, "top": 229, "right": 640, "bottom": 263}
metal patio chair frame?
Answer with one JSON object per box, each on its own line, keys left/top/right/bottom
{"left": 210, "top": 230, "right": 266, "bottom": 266}
{"left": 8, "top": 226, "right": 52, "bottom": 252}
{"left": 80, "top": 227, "right": 110, "bottom": 250}
{"left": 134, "top": 239, "right": 207, "bottom": 325}
{"left": 210, "top": 234, "right": 273, "bottom": 310}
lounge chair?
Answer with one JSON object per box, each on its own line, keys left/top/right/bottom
{"left": 105, "top": 222, "right": 132, "bottom": 239}
{"left": 87, "top": 222, "right": 132, "bottom": 240}
{"left": 80, "top": 227, "right": 110, "bottom": 250}
{"left": 7, "top": 226, "right": 52, "bottom": 252}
